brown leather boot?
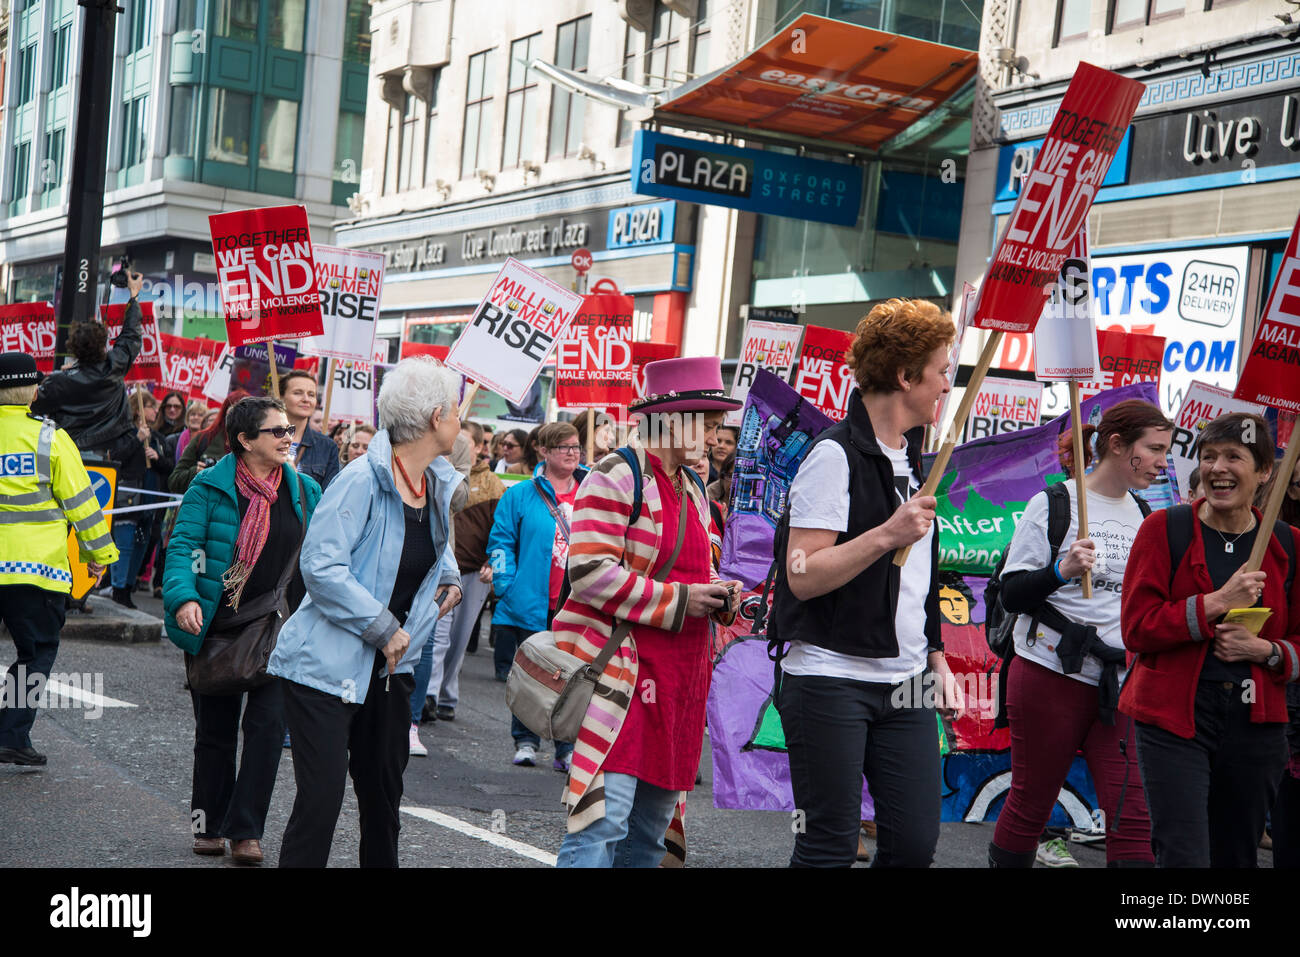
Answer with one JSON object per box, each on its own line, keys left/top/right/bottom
{"left": 231, "top": 839, "right": 264, "bottom": 865}
{"left": 192, "top": 836, "right": 226, "bottom": 856}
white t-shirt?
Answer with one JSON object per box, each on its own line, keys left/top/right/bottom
{"left": 1001, "top": 482, "right": 1143, "bottom": 686}
{"left": 781, "top": 438, "right": 933, "bottom": 684}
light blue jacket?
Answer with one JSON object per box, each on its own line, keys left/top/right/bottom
{"left": 487, "top": 462, "right": 588, "bottom": 632}
{"left": 268, "top": 429, "right": 461, "bottom": 704}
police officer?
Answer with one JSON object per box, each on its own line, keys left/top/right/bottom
{"left": 0, "top": 353, "right": 119, "bottom": 765}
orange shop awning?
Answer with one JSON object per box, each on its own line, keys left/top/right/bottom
{"left": 654, "top": 14, "right": 979, "bottom": 153}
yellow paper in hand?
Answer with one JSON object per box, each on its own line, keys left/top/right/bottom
{"left": 1223, "top": 607, "right": 1272, "bottom": 636}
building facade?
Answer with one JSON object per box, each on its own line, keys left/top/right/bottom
{"left": 338, "top": 0, "right": 984, "bottom": 368}
{"left": 0, "top": 0, "right": 367, "bottom": 336}
{"left": 958, "top": 0, "right": 1300, "bottom": 417}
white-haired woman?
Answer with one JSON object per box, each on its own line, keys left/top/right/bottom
{"left": 269, "top": 358, "right": 464, "bottom": 868}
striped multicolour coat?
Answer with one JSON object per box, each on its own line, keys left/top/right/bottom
{"left": 553, "top": 444, "right": 733, "bottom": 863}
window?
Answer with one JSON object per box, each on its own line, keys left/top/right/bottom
{"left": 690, "top": 0, "right": 711, "bottom": 76}
{"left": 502, "top": 33, "right": 541, "bottom": 169}
{"left": 16, "top": 45, "right": 36, "bottom": 106}
{"left": 398, "top": 93, "right": 420, "bottom": 191}
{"left": 618, "top": 3, "right": 693, "bottom": 144}
{"left": 334, "top": 111, "right": 365, "bottom": 190}
{"left": 548, "top": 16, "right": 590, "bottom": 159}
{"left": 176, "top": 0, "right": 200, "bottom": 32}
{"left": 169, "top": 86, "right": 195, "bottom": 156}
{"left": 344, "top": 0, "right": 371, "bottom": 65}
{"left": 128, "top": 0, "right": 152, "bottom": 52}
{"left": 121, "top": 96, "right": 149, "bottom": 168}
{"left": 206, "top": 89, "right": 253, "bottom": 165}
{"left": 11, "top": 141, "right": 31, "bottom": 202}
{"left": 1056, "top": 0, "right": 1091, "bottom": 43}
{"left": 424, "top": 72, "right": 442, "bottom": 185}
{"left": 41, "top": 129, "right": 65, "bottom": 193}
{"left": 215, "top": 0, "right": 258, "bottom": 42}
{"left": 461, "top": 49, "right": 494, "bottom": 178}
{"left": 268, "top": 0, "right": 307, "bottom": 52}
{"left": 1111, "top": 0, "right": 1182, "bottom": 30}
{"left": 50, "top": 23, "right": 72, "bottom": 89}
{"left": 258, "top": 98, "right": 299, "bottom": 172}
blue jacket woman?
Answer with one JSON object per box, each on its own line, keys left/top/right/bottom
{"left": 162, "top": 396, "right": 321, "bottom": 865}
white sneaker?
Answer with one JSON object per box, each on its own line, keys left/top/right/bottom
{"left": 513, "top": 744, "right": 537, "bottom": 767}
{"left": 409, "top": 724, "right": 427, "bottom": 757}
{"left": 1035, "top": 837, "right": 1079, "bottom": 867}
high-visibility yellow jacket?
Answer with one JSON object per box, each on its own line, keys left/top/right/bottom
{"left": 0, "top": 405, "right": 119, "bottom": 593}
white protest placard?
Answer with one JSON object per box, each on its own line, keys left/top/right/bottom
{"left": 963, "top": 375, "right": 1043, "bottom": 442}
{"left": 297, "top": 245, "right": 385, "bottom": 362}
{"left": 1170, "top": 381, "right": 1266, "bottom": 500}
{"left": 325, "top": 359, "right": 378, "bottom": 422}
{"left": 728, "top": 320, "right": 805, "bottom": 427}
{"left": 444, "top": 258, "right": 582, "bottom": 405}
{"left": 1035, "top": 227, "right": 1099, "bottom": 381}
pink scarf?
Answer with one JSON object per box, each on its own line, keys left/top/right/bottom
{"left": 222, "top": 458, "right": 283, "bottom": 610}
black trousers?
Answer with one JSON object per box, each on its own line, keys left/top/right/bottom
{"left": 190, "top": 680, "right": 285, "bottom": 840}
{"left": 777, "top": 671, "right": 940, "bottom": 868}
{"left": 1272, "top": 769, "right": 1300, "bottom": 868}
{"left": 278, "top": 656, "right": 415, "bottom": 868}
{"left": 0, "top": 585, "right": 66, "bottom": 749}
{"left": 1136, "top": 680, "right": 1288, "bottom": 868}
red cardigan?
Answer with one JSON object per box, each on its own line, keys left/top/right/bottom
{"left": 1120, "top": 500, "right": 1300, "bottom": 738}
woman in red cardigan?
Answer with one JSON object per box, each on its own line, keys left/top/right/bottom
{"left": 1121, "top": 412, "right": 1300, "bottom": 867}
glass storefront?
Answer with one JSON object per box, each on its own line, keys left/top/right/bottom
{"left": 775, "top": 0, "right": 983, "bottom": 50}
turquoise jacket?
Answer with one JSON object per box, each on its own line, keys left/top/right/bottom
{"left": 162, "top": 454, "right": 322, "bottom": 654}
{"left": 267, "top": 429, "right": 461, "bottom": 705}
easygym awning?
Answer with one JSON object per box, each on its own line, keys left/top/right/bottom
{"left": 651, "top": 14, "right": 979, "bottom": 155}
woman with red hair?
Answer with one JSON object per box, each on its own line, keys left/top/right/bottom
{"left": 170, "top": 390, "right": 251, "bottom": 495}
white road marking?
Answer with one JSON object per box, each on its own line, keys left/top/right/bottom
{"left": 44, "top": 679, "right": 137, "bottom": 709}
{"left": 400, "top": 804, "right": 557, "bottom": 866}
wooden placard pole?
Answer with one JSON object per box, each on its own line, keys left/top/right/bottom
{"left": 458, "top": 381, "right": 479, "bottom": 420}
{"left": 585, "top": 407, "right": 595, "bottom": 464}
{"left": 1246, "top": 427, "right": 1300, "bottom": 573}
{"left": 1069, "top": 380, "right": 1092, "bottom": 598}
{"left": 267, "top": 343, "right": 280, "bottom": 398}
{"left": 895, "top": 330, "right": 1003, "bottom": 568}
{"left": 320, "top": 358, "right": 337, "bottom": 428}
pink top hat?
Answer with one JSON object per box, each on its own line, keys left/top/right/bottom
{"left": 629, "top": 356, "right": 742, "bottom": 415}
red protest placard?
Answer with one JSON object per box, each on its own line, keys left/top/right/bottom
{"left": 630, "top": 341, "right": 678, "bottom": 400}
{"left": 209, "top": 204, "right": 324, "bottom": 347}
{"left": 791, "top": 324, "right": 856, "bottom": 421}
{"left": 160, "top": 334, "right": 213, "bottom": 396}
{"left": 1235, "top": 213, "right": 1300, "bottom": 411}
{"left": 0, "top": 302, "right": 55, "bottom": 372}
{"left": 102, "top": 301, "right": 164, "bottom": 384}
{"left": 973, "top": 63, "right": 1145, "bottom": 334}
{"left": 1076, "top": 329, "right": 1165, "bottom": 401}
{"left": 400, "top": 341, "right": 451, "bottom": 362}
{"left": 556, "top": 280, "right": 634, "bottom": 410}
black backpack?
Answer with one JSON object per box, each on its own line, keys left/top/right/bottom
{"left": 983, "top": 482, "right": 1151, "bottom": 660}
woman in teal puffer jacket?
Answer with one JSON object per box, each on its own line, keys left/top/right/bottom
{"left": 163, "top": 396, "right": 321, "bottom": 865}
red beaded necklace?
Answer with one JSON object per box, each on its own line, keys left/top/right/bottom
{"left": 392, "top": 453, "right": 426, "bottom": 499}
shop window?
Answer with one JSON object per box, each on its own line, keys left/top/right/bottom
{"left": 268, "top": 0, "right": 307, "bottom": 52}
{"left": 344, "top": 0, "right": 371, "bottom": 65}
{"left": 398, "top": 93, "right": 421, "bottom": 191}
{"left": 618, "top": 1, "right": 715, "bottom": 145}
{"left": 1110, "top": 0, "right": 1182, "bottom": 31}
{"left": 121, "top": 95, "right": 150, "bottom": 169}
{"left": 502, "top": 33, "right": 541, "bottom": 169}
{"left": 548, "top": 16, "right": 589, "bottom": 159}
{"left": 207, "top": 88, "right": 253, "bottom": 165}
{"left": 461, "top": 48, "right": 494, "bottom": 179}
{"left": 169, "top": 86, "right": 196, "bottom": 157}
{"left": 214, "top": 0, "right": 258, "bottom": 43}
{"left": 423, "top": 71, "right": 442, "bottom": 185}
{"left": 258, "top": 98, "right": 299, "bottom": 173}
{"left": 773, "top": 0, "right": 982, "bottom": 49}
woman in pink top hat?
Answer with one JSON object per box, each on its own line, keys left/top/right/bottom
{"left": 552, "top": 356, "right": 743, "bottom": 867}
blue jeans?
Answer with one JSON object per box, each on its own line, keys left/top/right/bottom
{"left": 555, "top": 772, "right": 679, "bottom": 868}
{"left": 109, "top": 520, "right": 138, "bottom": 589}
{"left": 494, "top": 623, "right": 528, "bottom": 681}
{"left": 410, "top": 634, "right": 435, "bottom": 725}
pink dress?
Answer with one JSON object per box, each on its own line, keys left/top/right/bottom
{"left": 602, "top": 459, "right": 712, "bottom": 791}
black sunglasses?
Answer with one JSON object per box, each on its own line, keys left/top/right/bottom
{"left": 258, "top": 426, "right": 294, "bottom": 439}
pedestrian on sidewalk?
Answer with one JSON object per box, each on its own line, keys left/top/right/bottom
{"left": 551, "top": 357, "right": 741, "bottom": 868}
{"left": 770, "top": 298, "right": 961, "bottom": 868}
{"left": 1120, "top": 412, "right": 1300, "bottom": 867}
{"left": 488, "top": 421, "right": 589, "bottom": 770}
{"left": 163, "top": 396, "right": 322, "bottom": 864}
{"left": 0, "top": 353, "right": 118, "bottom": 767}
{"left": 988, "top": 400, "right": 1172, "bottom": 868}
{"left": 269, "top": 358, "right": 462, "bottom": 868}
